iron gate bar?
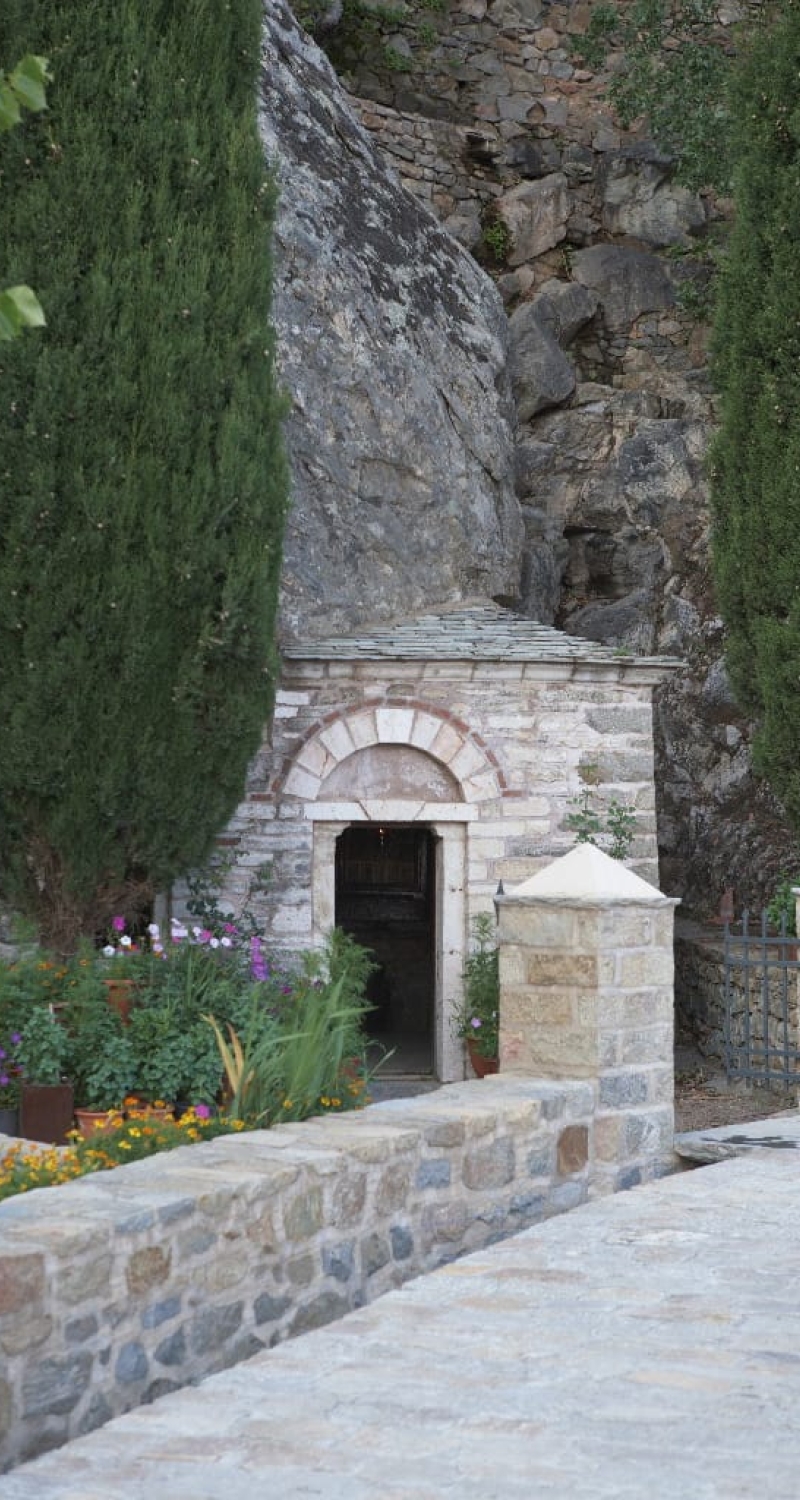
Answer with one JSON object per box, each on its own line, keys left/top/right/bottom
{"left": 723, "top": 908, "right": 800, "bottom": 1089}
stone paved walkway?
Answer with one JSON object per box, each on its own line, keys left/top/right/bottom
{"left": 2, "top": 1145, "right": 799, "bottom": 1498}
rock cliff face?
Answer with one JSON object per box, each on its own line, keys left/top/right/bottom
{"left": 261, "top": 1, "right": 522, "bottom": 643}
{"left": 263, "top": 0, "right": 800, "bottom": 911}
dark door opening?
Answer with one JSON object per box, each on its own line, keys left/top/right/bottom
{"left": 335, "top": 824, "right": 436, "bottom": 1077}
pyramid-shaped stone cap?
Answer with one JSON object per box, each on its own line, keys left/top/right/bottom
{"left": 507, "top": 842, "right": 675, "bottom": 905}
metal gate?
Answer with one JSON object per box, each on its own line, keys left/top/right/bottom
{"left": 724, "top": 911, "right": 800, "bottom": 1088}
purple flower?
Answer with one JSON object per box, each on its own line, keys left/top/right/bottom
{"left": 10, "top": 1033, "right": 20, "bottom": 1045}
{"left": 0, "top": 1075, "right": 9, "bottom": 1088}
{"left": 112, "top": 915, "right": 126, "bottom": 933}
{"left": 194, "top": 1103, "right": 211, "bottom": 1119}
{"left": 470, "top": 1017, "right": 482, "bottom": 1029}
{"left": 250, "top": 936, "right": 268, "bottom": 983}
{"left": 0, "top": 1049, "right": 5, "bottom": 1061}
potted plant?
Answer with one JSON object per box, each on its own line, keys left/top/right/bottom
{"left": 127, "top": 1002, "right": 192, "bottom": 1113}
{"left": 73, "top": 1032, "right": 137, "bottom": 1136}
{"left": 18, "top": 1006, "right": 73, "bottom": 1143}
{"left": 0, "top": 1029, "right": 23, "bottom": 1135}
{"left": 452, "top": 914, "right": 499, "bottom": 1077}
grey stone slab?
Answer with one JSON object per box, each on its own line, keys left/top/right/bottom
{"left": 675, "top": 1111, "right": 800, "bottom": 1163}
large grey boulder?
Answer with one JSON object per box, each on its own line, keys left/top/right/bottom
{"left": 261, "top": 2, "right": 522, "bottom": 642}
{"left": 508, "top": 280, "right": 598, "bottom": 419}
{"left": 570, "top": 244, "right": 674, "bottom": 330}
{"left": 599, "top": 148, "right": 707, "bottom": 248}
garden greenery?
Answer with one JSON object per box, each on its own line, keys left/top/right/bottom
{"left": 0, "top": 922, "right": 378, "bottom": 1197}
{"left": 452, "top": 913, "right": 499, "bottom": 1061}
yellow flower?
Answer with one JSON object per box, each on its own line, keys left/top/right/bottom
{"left": 118, "top": 1141, "right": 131, "bottom": 1151}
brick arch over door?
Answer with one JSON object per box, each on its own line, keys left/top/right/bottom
{"left": 278, "top": 700, "right": 505, "bottom": 806}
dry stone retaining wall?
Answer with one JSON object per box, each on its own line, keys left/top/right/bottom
{"left": 0, "top": 1077, "right": 599, "bottom": 1472}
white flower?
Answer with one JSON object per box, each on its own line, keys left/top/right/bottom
{"left": 220, "top": 936, "right": 232, "bottom": 949}
{"left": 192, "top": 926, "right": 202, "bottom": 938}
{"left": 209, "top": 937, "right": 220, "bottom": 949}
{"left": 120, "top": 934, "right": 133, "bottom": 948}
{"left": 152, "top": 942, "right": 164, "bottom": 955}
{"left": 147, "top": 922, "right": 160, "bottom": 938}
{"left": 102, "top": 945, "right": 116, "bottom": 957}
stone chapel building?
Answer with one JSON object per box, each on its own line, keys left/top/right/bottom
{"left": 209, "top": 603, "right": 677, "bottom": 1083}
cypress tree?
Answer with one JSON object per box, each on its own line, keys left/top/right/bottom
{"left": 0, "top": 2, "right": 288, "bottom": 951}
{"left": 710, "top": 1, "right": 800, "bottom": 830}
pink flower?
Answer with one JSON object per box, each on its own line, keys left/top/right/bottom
{"left": 112, "top": 915, "right": 126, "bottom": 933}
{"left": 471, "top": 1017, "right": 482, "bottom": 1029}
{"left": 194, "top": 1103, "right": 211, "bottom": 1119}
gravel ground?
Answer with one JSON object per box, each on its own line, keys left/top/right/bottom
{"left": 674, "top": 1067, "right": 797, "bottom": 1132}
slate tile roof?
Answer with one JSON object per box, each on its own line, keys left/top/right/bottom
{"left": 282, "top": 602, "right": 680, "bottom": 670}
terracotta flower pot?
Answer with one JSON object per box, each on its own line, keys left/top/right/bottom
{"left": 466, "top": 1039, "right": 499, "bottom": 1078}
{"left": 103, "top": 977, "right": 137, "bottom": 1025}
{"left": 124, "top": 1097, "right": 174, "bottom": 1122}
{"left": 73, "top": 1107, "right": 121, "bottom": 1139}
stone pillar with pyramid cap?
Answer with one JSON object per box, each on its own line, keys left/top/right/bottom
{"left": 496, "top": 843, "right": 679, "bottom": 1192}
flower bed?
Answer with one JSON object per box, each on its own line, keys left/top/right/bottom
{"left": 0, "top": 1108, "right": 246, "bottom": 1202}
{"left": 0, "top": 921, "right": 376, "bottom": 1153}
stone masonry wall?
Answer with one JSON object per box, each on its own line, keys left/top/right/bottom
{"left": 0, "top": 1077, "right": 598, "bottom": 1472}
{"left": 212, "top": 656, "right": 663, "bottom": 958}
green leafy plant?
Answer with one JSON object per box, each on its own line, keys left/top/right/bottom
{"left": 68, "top": 1004, "right": 137, "bottom": 1111}
{"left": 79, "top": 1035, "right": 137, "bottom": 1112}
{"left": 183, "top": 852, "right": 272, "bottom": 943}
{"left": 567, "top": 785, "right": 637, "bottom": 861}
{"left": 766, "top": 876, "right": 800, "bottom": 937}
{"left": 18, "top": 1006, "right": 68, "bottom": 1085}
{"left": 0, "top": 53, "right": 49, "bottom": 341}
{"left": 571, "top": 0, "right": 736, "bottom": 192}
{"left": 383, "top": 43, "right": 413, "bottom": 72}
{"left": 480, "top": 218, "right": 512, "bottom": 266}
{"left": 452, "top": 913, "right": 499, "bottom": 1060}
{"left": 206, "top": 929, "right": 374, "bottom": 1123}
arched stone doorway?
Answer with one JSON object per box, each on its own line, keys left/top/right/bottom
{"left": 335, "top": 823, "right": 437, "bottom": 1074}
{"left": 304, "top": 737, "right": 475, "bottom": 1080}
